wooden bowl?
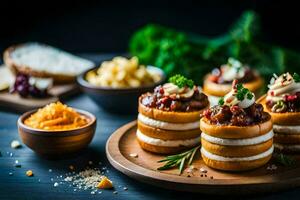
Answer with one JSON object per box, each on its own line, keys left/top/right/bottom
{"left": 77, "top": 66, "right": 166, "bottom": 114}
{"left": 17, "top": 109, "right": 96, "bottom": 158}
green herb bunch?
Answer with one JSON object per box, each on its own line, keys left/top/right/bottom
{"left": 169, "top": 74, "right": 194, "bottom": 88}
{"left": 129, "top": 11, "right": 300, "bottom": 84}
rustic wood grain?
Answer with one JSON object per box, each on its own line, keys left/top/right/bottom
{"left": 106, "top": 121, "right": 300, "bottom": 194}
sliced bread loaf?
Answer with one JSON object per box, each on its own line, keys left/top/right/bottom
{"left": 4, "top": 43, "right": 95, "bottom": 83}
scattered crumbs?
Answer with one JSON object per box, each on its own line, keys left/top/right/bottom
{"left": 38, "top": 179, "right": 41, "bottom": 182}
{"left": 73, "top": 189, "right": 77, "bottom": 192}
{"left": 129, "top": 153, "right": 138, "bottom": 158}
{"left": 11, "top": 140, "right": 22, "bottom": 149}
{"left": 210, "top": 176, "right": 214, "bottom": 179}
{"left": 69, "top": 165, "right": 75, "bottom": 171}
{"left": 98, "top": 191, "right": 102, "bottom": 194}
{"left": 187, "top": 174, "right": 191, "bottom": 177}
{"left": 14, "top": 164, "right": 21, "bottom": 168}
{"left": 48, "top": 169, "right": 53, "bottom": 173}
{"left": 113, "top": 191, "right": 118, "bottom": 194}
{"left": 91, "top": 191, "right": 96, "bottom": 195}
{"left": 26, "top": 170, "right": 34, "bottom": 177}
{"left": 54, "top": 182, "right": 59, "bottom": 187}
{"left": 88, "top": 161, "right": 93, "bottom": 165}
{"left": 123, "top": 187, "right": 128, "bottom": 191}
{"left": 267, "top": 164, "right": 278, "bottom": 171}
{"left": 204, "top": 174, "right": 207, "bottom": 177}
{"left": 9, "top": 172, "right": 13, "bottom": 176}
{"left": 15, "top": 160, "right": 19, "bottom": 164}
{"left": 51, "top": 178, "right": 54, "bottom": 182}
{"left": 64, "top": 177, "right": 73, "bottom": 182}
{"left": 9, "top": 152, "right": 13, "bottom": 157}
{"left": 187, "top": 165, "right": 196, "bottom": 173}
{"left": 200, "top": 168, "right": 207, "bottom": 173}
{"left": 200, "top": 174, "right": 203, "bottom": 177}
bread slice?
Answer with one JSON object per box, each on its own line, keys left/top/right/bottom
{"left": 3, "top": 43, "right": 95, "bottom": 83}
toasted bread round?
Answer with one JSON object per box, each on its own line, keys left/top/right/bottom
{"left": 138, "top": 98, "right": 209, "bottom": 123}
{"left": 137, "top": 121, "right": 201, "bottom": 140}
{"left": 137, "top": 138, "right": 196, "bottom": 154}
{"left": 200, "top": 117, "right": 272, "bottom": 139}
{"left": 3, "top": 43, "right": 94, "bottom": 84}
{"left": 258, "top": 96, "right": 300, "bottom": 126}
{"left": 274, "top": 143, "right": 300, "bottom": 153}
{"left": 203, "top": 74, "right": 264, "bottom": 97}
{"left": 201, "top": 153, "right": 272, "bottom": 171}
{"left": 201, "top": 138, "right": 273, "bottom": 157}
{"left": 274, "top": 133, "right": 300, "bottom": 144}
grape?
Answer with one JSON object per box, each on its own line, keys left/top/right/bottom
{"left": 16, "top": 84, "right": 29, "bottom": 97}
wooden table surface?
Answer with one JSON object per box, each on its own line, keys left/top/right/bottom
{"left": 0, "top": 54, "right": 300, "bottom": 200}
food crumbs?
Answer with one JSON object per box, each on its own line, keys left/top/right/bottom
{"left": 54, "top": 182, "right": 59, "bottom": 187}
{"left": 26, "top": 170, "right": 33, "bottom": 177}
{"left": 200, "top": 168, "right": 207, "bottom": 173}
{"left": 129, "top": 153, "right": 138, "bottom": 158}
{"left": 11, "top": 140, "right": 22, "bottom": 149}
{"left": 97, "top": 176, "right": 113, "bottom": 189}
{"left": 69, "top": 165, "right": 75, "bottom": 171}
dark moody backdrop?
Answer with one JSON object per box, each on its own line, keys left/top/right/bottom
{"left": 0, "top": 0, "right": 299, "bottom": 53}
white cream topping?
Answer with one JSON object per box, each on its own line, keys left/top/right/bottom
{"left": 207, "top": 95, "right": 221, "bottom": 106}
{"left": 274, "top": 143, "right": 300, "bottom": 151}
{"left": 11, "top": 43, "right": 95, "bottom": 76}
{"left": 222, "top": 81, "right": 255, "bottom": 108}
{"left": 136, "top": 129, "right": 200, "bottom": 147}
{"left": 163, "top": 83, "right": 195, "bottom": 99}
{"left": 267, "top": 72, "right": 300, "bottom": 102}
{"left": 221, "top": 58, "right": 246, "bottom": 82}
{"left": 201, "top": 146, "right": 274, "bottom": 161}
{"left": 138, "top": 114, "right": 199, "bottom": 131}
{"left": 273, "top": 124, "right": 300, "bottom": 134}
{"left": 201, "top": 130, "right": 273, "bottom": 146}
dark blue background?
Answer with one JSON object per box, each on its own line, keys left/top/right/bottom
{"left": 0, "top": 0, "right": 299, "bottom": 53}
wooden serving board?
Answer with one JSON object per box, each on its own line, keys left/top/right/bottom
{"left": 106, "top": 121, "right": 300, "bottom": 195}
{"left": 0, "top": 84, "right": 78, "bottom": 112}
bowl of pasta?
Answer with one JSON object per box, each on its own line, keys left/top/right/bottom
{"left": 77, "top": 56, "right": 166, "bottom": 114}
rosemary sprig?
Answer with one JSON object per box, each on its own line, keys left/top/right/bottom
{"left": 273, "top": 153, "right": 296, "bottom": 167}
{"left": 157, "top": 145, "right": 200, "bottom": 174}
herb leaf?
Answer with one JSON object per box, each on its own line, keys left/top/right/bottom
{"left": 273, "top": 153, "right": 296, "bottom": 167}
{"left": 236, "top": 83, "right": 253, "bottom": 101}
{"left": 218, "top": 97, "right": 224, "bottom": 105}
{"left": 293, "top": 73, "right": 300, "bottom": 83}
{"left": 168, "top": 74, "right": 194, "bottom": 89}
{"left": 157, "top": 145, "right": 200, "bottom": 175}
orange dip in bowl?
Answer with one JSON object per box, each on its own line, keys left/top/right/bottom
{"left": 24, "top": 102, "right": 89, "bottom": 131}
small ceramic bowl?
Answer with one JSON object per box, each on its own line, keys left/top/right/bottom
{"left": 77, "top": 66, "right": 166, "bottom": 114}
{"left": 17, "top": 109, "right": 96, "bottom": 158}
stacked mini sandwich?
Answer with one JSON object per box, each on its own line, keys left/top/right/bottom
{"left": 200, "top": 80, "right": 273, "bottom": 171}
{"left": 203, "top": 58, "right": 264, "bottom": 106}
{"left": 262, "top": 72, "right": 300, "bottom": 152}
{"left": 137, "top": 75, "right": 209, "bottom": 154}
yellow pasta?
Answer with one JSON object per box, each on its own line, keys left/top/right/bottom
{"left": 86, "top": 56, "right": 161, "bottom": 88}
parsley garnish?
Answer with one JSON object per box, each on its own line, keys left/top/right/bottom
{"left": 273, "top": 153, "right": 296, "bottom": 167}
{"left": 169, "top": 74, "right": 194, "bottom": 89}
{"left": 293, "top": 73, "right": 300, "bottom": 83}
{"left": 218, "top": 97, "right": 224, "bottom": 105}
{"left": 236, "top": 83, "right": 253, "bottom": 100}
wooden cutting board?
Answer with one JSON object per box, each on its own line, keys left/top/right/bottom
{"left": 0, "top": 84, "right": 79, "bottom": 112}
{"left": 106, "top": 121, "right": 300, "bottom": 195}
{"left": 0, "top": 66, "right": 79, "bottom": 112}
